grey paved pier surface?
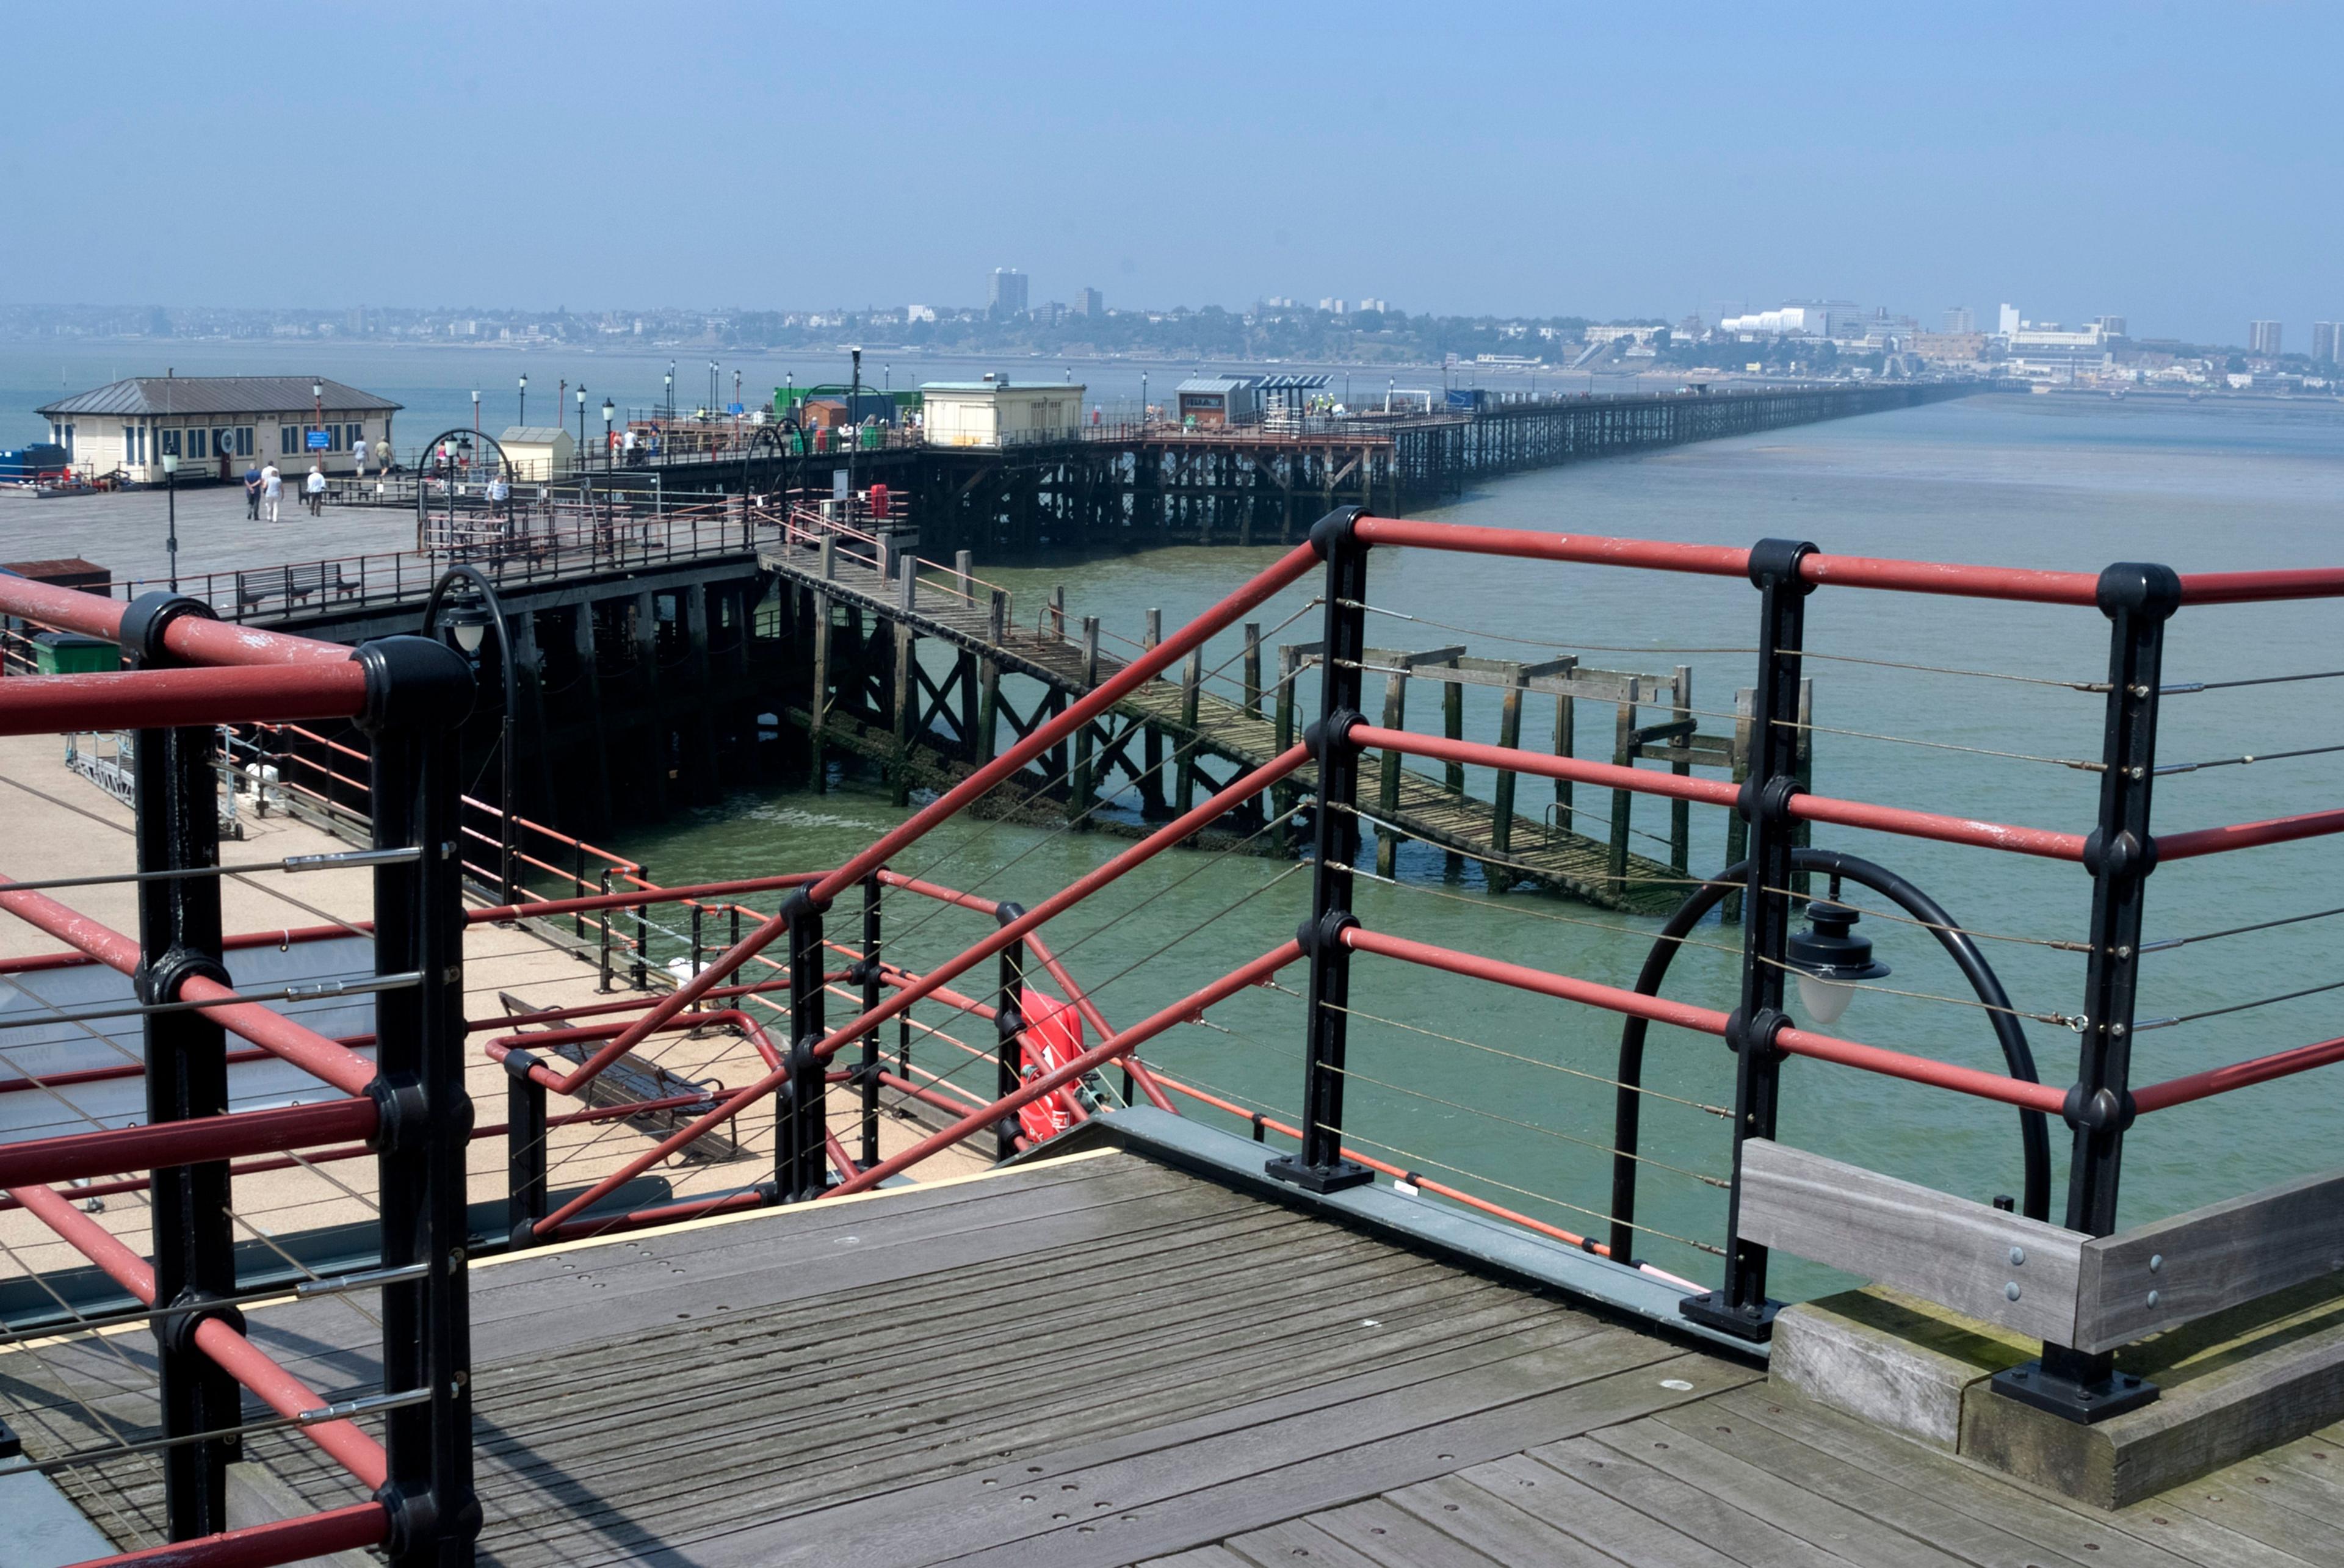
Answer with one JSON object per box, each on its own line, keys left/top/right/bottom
{"left": 0, "top": 483, "right": 414, "bottom": 588}
{"left": 5, "top": 1146, "right": 2339, "bottom": 1567}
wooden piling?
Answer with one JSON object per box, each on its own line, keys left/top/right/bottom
{"left": 1375, "top": 670, "right": 1408, "bottom": 878}
{"left": 1071, "top": 616, "right": 1099, "bottom": 826}
{"left": 1489, "top": 666, "right": 1525, "bottom": 891}
{"left": 1670, "top": 663, "right": 1692, "bottom": 878}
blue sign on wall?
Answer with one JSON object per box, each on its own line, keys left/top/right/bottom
{"left": 306, "top": 429, "right": 330, "bottom": 450}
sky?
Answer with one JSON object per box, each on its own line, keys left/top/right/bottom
{"left": 3, "top": 2, "right": 2339, "bottom": 345}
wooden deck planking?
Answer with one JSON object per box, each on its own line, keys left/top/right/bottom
{"left": 9, "top": 1146, "right": 2341, "bottom": 1567}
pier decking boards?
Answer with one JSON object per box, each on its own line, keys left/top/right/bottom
{"left": 7, "top": 1146, "right": 2335, "bottom": 1567}
{"left": 764, "top": 540, "right": 1691, "bottom": 912}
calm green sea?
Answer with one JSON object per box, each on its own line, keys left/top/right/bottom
{"left": 589, "top": 391, "right": 2344, "bottom": 1295}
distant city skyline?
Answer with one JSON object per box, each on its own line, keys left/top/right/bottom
{"left": 2, "top": 4, "right": 2337, "bottom": 345}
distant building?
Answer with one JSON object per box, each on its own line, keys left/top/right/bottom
{"left": 496, "top": 425, "right": 576, "bottom": 481}
{"left": 1997, "top": 303, "right": 2020, "bottom": 337}
{"left": 1913, "top": 333, "right": 1986, "bottom": 363}
{"left": 1318, "top": 297, "right": 1348, "bottom": 314}
{"left": 1175, "top": 376, "right": 1261, "bottom": 427}
{"left": 2005, "top": 322, "right": 2111, "bottom": 378}
{"left": 921, "top": 375, "right": 1083, "bottom": 447}
{"left": 1073, "top": 287, "right": 1104, "bottom": 317}
{"left": 2312, "top": 322, "right": 2340, "bottom": 364}
{"left": 2249, "top": 320, "right": 2283, "bottom": 355}
{"left": 1943, "top": 306, "right": 1975, "bottom": 334}
{"left": 2093, "top": 316, "right": 2128, "bottom": 338}
{"left": 989, "top": 269, "right": 1029, "bottom": 317}
{"left": 1358, "top": 297, "right": 1389, "bottom": 314}
{"left": 36, "top": 375, "right": 401, "bottom": 485}
{"left": 906, "top": 305, "right": 938, "bottom": 324}
{"left": 1586, "top": 324, "right": 1668, "bottom": 345}
{"left": 1718, "top": 306, "right": 1825, "bottom": 336}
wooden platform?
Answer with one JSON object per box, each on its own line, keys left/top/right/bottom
{"left": 8, "top": 1126, "right": 2340, "bottom": 1567}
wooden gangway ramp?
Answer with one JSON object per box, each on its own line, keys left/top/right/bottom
{"left": 761, "top": 537, "right": 1724, "bottom": 913}
{"left": 6, "top": 1120, "right": 2332, "bottom": 1566}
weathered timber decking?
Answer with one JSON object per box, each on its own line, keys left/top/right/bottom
{"left": 7, "top": 1132, "right": 2336, "bottom": 1567}
{"left": 763, "top": 540, "right": 1686, "bottom": 913}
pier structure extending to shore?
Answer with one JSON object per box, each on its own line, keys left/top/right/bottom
{"left": 347, "top": 380, "right": 1977, "bottom": 557}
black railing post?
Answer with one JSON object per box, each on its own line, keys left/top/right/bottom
{"left": 121, "top": 593, "right": 238, "bottom": 1541}
{"left": 1681, "top": 537, "right": 1814, "bottom": 1342}
{"left": 859, "top": 875, "right": 884, "bottom": 1169}
{"left": 995, "top": 903, "right": 1029, "bottom": 1163}
{"left": 504, "top": 1051, "right": 549, "bottom": 1249}
{"left": 1991, "top": 562, "right": 2179, "bottom": 1423}
{"left": 570, "top": 843, "right": 586, "bottom": 939}
{"left": 778, "top": 887, "right": 831, "bottom": 1201}
{"left": 689, "top": 903, "right": 704, "bottom": 1012}
{"left": 595, "top": 869, "right": 613, "bottom": 992}
{"left": 631, "top": 865, "right": 649, "bottom": 990}
{"left": 358, "top": 634, "right": 480, "bottom": 1567}
{"left": 1268, "top": 507, "right": 1374, "bottom": 1193}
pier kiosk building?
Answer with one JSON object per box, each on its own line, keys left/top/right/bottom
{"left": 920, "top": 377, "right": 1086, "bottom": 447}
{"left": 35, "top": 375, "right": 400, "bottom": 485}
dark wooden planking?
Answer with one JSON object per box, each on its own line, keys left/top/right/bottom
{"left": 924, "top": 1351, "right": 1750, "bottom": 1568}
{"left": 1456, "top": 1450, "right": 1749, "bottom": 1568}
{"left": 1297, "top": 1498, "right": 1509, "bottom": 1568}
{"left": 1380, "top": 1472, "right": 1626, "bottom": 1566}
{"left": 1591, "top": 1417, "right": 1973, "bottom": 1568}
{"left": 1135, "top": 1551, "right": 1256, "bottom": 1568}
{"left": 1706, "top": 1386, "right": 2224, "bottom": 1568}
{"left": 1517, "top": 1438, "right": 1857, "bottom": 1568}
{"left": 1648, "top": 1399, "right": 2103, "bottom": 1568}
{"left": 1217, "top": 1516, "right": 1394, "bottom": 1568}
{"left": 2157, "top": 1465, "right": 2344, "bottom": 1568}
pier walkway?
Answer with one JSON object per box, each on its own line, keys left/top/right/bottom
{"left": 8, "top": 1133, "right": 2333, "bottom": 1567}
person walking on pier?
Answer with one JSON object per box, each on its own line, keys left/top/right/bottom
{"left": 305, "top": 463, "right": 327, "bottom": 517}
{"left": 243, "top": 461, "right": 262, "bottom": 520}
{"left": 259, "top": 461, "right": 282, "bottom": 523}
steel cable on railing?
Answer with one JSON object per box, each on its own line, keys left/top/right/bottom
{"left": 2155, "top": 741, "right": 2344, "bottom": 776}
{"left": 2141, "top": 905, "right": 2344, "bottom": 953}
{"left": 1318, "top": 721, "right": 1688, "bottom": 854}
{"left": 1753, "top": 885, "right": 2093, "bottom": 954}
{"left": 2133, "top": 978, "right": 2344, "bottom": 1032}
{"left": 1749, "top": 953, "right": 2082, "bottom": 1030}
{"left": 1324, "top": 1000, "right": 1730, "bottom": 1117}
{"left": 1314, "top": 1123, "right": 1726, "bottom": 1258}
{"left": 1335, "top": 861, "right": 1742, "bottom": 960}
{"left": 2162, "top": 668, "right": 2344, "bottom": 693}
{"left": 1782, "top": 648, "right": 2104, "bottom": 692}
{"left": 1345, "top": 601, "right": 1757, "bottom": 657}
{"left": 1320, "top": 1060, "right": 1731, "bottom": 1189}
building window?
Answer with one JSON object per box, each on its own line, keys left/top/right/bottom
{"left": 236, "top": 426, "right": 253, "bottom": 457}
{"left": 160, "top": 429, "right": 181, "bottom": 457}
{"left": 281, "top": 425, "right": 301, "bottom": 455}
{"left": 346, "top": 422, "right": 364, "bottom": 450}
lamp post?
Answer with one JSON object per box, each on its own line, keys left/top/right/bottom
{"left": 1141, "top": 370, "right": 1149, "bottom": 426}
{"left": 601, "top": 399, "right": 615, "bottom": 470}
{"left": 575, "top": 386, "right": 586, "bottom": 464}
{"left": 518, "top": 374, "right": 528, "bottom": 427}
{"left": 664, "top": 367, "right": 673, "bottom": 425}
{"left": 161, "top": 451, "right": 179, "bottom": 591}
{"left": 310, "top": 380, "right": 324, "bottom": 469}
{"left": 707, "top": 360, "right": 718, "bottom": 416}
{"left": 1607, "top": 848, "right": 2053, "bottom": 1276}
{"left": 421, "top": 568, "right": 518, "bottom": 906}
{"left": 471, "top": 389, "right": 480, "bottom": 437}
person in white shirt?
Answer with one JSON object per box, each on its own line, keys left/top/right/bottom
{"left": 260, "top": 463, "right": 283, "bottom": 522}
{"left": 305, "top": 464, "right": 327, "bottom": 517}
{"left": 350, "top": 436, "right": 367, "bottom": 479}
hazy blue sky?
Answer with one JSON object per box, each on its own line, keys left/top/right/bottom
{"left": 5, "top": 2, "right": 2337, "bottom": 344}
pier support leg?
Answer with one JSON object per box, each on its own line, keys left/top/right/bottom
{"left": 1373, "top": 671, "right": 1407, "bottom": 878}
{"left": 1671, "top": 664, "right": 1692, "bottom": 880}
{"left": 1608, "top": 698, "right": 1635, "bottom": 900}
{"left": 1442, "top": 676, "right": 1465, "bottom": 880}
{"left": 1490, "top": 670, "right": 1524, "bottom": 891}
{"left": 808, "top": 591, "right": 833, "bottom": 791}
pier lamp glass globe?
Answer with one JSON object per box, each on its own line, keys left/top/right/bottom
{"left": 161, "top": 452, "right": 178, "bottom": 475}
{"left": 442, "top": 596, "right": 490, "bottom": 656}
{"left": 1785, "top": 902, "right": 1889, "bottom": 1027}
{"left": 601, "top": 399, "right": 614, "bottom": 425}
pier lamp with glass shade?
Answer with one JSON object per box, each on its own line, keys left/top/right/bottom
{"left": 664, "top": 366, "right": 673, "bottom": 424}
{"left": 1782, "top": 900, "right": 1890, "bottom": 1026}
{"left": 518, "top": 373, "right": 528, "bottom": 426}
{"left": 576, "top": 385, "right": 587, "bottom": 457}
{"left": 601, "top": 398, "right": 615, "bottom": 468}
{"left": 422, "top": 567, "right": 518, "bottom": 905}
{"left": 159, "top": 450, "right": 179, "bottom": 591}
{"left": 471, "top": 388, "right": 480, "bottom": 435}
